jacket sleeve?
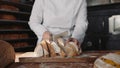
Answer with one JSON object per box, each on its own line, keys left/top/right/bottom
{"left": 28, "top": 0, "right": 47, "bottom": 41}
{"left": 71, "top": 0, "right": 88, "bottom": 43}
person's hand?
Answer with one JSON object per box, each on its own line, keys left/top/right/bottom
{"left": 42, "top": 31, "right": 52, "bottom": 40}
{"left": 66, "top": 38, "right": 80, "bottom": 48}
{"left": 66, "top": 38, "right": 79, "bottom": 45}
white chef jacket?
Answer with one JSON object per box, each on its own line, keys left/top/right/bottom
{"left": 28, "top": 0, "right": 88, "bottom": 44}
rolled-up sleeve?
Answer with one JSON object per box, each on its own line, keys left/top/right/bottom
{"left": 28, "top": 0, "right": 47, "bottom": 41}
{"left": 71, "top": 0, "right": 88, "bottom": 43}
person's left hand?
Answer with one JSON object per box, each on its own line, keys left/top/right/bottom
{"left": 65, "top": 38, "right": 80, "bottom": 48}
{"left": 66, "top": 38, "right": 79, "bottom": 45}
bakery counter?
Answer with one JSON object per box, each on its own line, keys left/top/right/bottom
{"left": 8, "top": 50, "right": 120, "bottom": 68}
{"left": 8, "top": 62, "right": 93, "bottom": 68}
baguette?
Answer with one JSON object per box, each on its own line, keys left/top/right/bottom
{"left": 45, "top": 40, "right": 57, "bottom": 57}
{"left": 40, "top": 40, "right": 49, "bottom": 57}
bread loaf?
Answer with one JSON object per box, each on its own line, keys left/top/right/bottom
{"left": 65, "top": 42, "right": 80, "bottom": 57}
{"left": 46, "top": 40, "right": 57, "bottom": 57}
{"left": 35, "top": 40, "right": 66, "bottom": 57}
{"left": 57, "top": 38, "right": 80, "bottom": 57}
{"left": 40, "top": 40, "right": 57, "bottom": 57}
{"left": 0, "top": 40, "right": 15, "bottom": 68}
{"left": 40, "top": 40, "right": 50, "bottom": 57}
{"left": 94, "top": 53, "right": 120, "bottom": 68}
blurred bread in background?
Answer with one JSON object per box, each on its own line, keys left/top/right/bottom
{"left": 0, "top": 40, "right": 15, "bottom": 68}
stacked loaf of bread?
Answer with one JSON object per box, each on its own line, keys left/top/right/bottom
{"left": 34, "top": 38, "right": 81, "bottom": 58}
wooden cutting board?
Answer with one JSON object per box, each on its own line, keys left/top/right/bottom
{"left": 19, "top": 57, "right": 97, "bottom": 63}
{"left": 19, "top": 50, "right": 120, "bottom": 63}
{"left": 9, "top": 50, "right": 120, "bottom": 68}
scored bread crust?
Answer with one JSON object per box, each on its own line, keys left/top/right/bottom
{"left": 57, "top": 38, "right": 80, "bottom": 57}
{"left": 40, "top": 40, "right": 49, "bottom": 57}
{"left": 46, "top": 40, "right": 57, "bottom": 57}
{"left": 40, "top": 40, "right": 57, "bottom": 57}
{"left": 65, "top": 42, "right": 80, "bottom": 57}
{"left": 94, "top": 53, "right": 120, "bottom": 68}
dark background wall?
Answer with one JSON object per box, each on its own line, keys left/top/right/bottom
{"left": 82, "top": 2, "right": 120, "bottom": 51}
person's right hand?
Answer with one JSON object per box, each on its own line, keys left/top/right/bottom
{"left": 42, "top": 31, "right": 52, "bottom": 40}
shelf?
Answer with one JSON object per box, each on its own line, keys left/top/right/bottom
{"left": 0, "top": 0, "right": 32, "bottom": 12}
{"left": 0, "top": 19, "right": 28, "bottom": 25}
{"left": 0, "top": 9, "right": 30, "bottom": 21}
{"left": 0, "top": 29, "right": 33, "bottom": 33}
{"left": 88, "top": 3, "right": 120, "bottom": 11}
{"left": 88, "top": 9, "right": 120, "bottom": 16}
{"left": 86, "top": 34, "right": 109, "bottom": 37}
{"left": 3, "top": 38, "right": 37, "bottom": 43}
{"left": 15, "top": 45, "right": 35, "bottom": 52}
{"left": 0, "top": 9, "right": 30, "bottom": 15}
{"left": 0, "top": 0, "right": 32, "bottom": 7}
{"left": 0, "top": 0, "right": 37, "bottom": 52}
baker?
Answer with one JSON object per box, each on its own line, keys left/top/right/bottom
{"left": 28, "top": 0, "right": 88, "bottom": 57}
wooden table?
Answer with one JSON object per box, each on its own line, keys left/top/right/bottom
{"left": 8, "top": 50, "right": 120, "bottom": 68}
